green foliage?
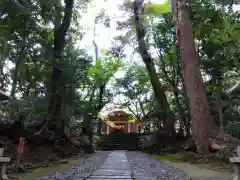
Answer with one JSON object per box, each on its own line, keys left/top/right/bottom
{"left": 116, "top": 0, "right": 240, "bottom": 130}
{"left": 114, "top": 63, "right": 153, "bottom": 120}
{"left": 0, "top": 0, "right": 240, "bottom": 138}
{"left": 88, "top": 57, "right": 122, "bottom": 83}
{"left": 144, "top": 0, "right": 170, "bottom": 16}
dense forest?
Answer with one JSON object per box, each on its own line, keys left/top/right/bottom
{"left": 0, "top": 0, "right": 239, "bottom": 164}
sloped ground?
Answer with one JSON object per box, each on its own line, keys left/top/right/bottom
{"left": 2, "top": 139, "right": 83, "bottom": 174}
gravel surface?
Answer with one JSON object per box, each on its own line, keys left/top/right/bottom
{"left": 38, "top": 151, "right": 110, "bottom": 180}
{"left": 126, "top": 151, "right": 190, "bottom": 180}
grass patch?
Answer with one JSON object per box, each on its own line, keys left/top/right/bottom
{"left": 152, "top": 152, "right": 232, "bottom": 172}
{"left": 152, "top": 152, "right": 197, "bottom": 162}
{"left": 10, "top": 154, "right": 86, "bottom": 180}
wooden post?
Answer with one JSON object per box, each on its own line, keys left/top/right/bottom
{"left": 128, "top": 123, "right": 130, "bottom": 133}
{"left": 16, "top": 137, "right": 25, "bottom": 172}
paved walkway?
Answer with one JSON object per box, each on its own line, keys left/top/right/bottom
{"left": 72, "top": 150, "right": 155, "bottom": 180}
{"left": 40, "top": 151, "right": 189, "bottom": 180}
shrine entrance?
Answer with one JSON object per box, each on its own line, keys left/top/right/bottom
{"left": 100, "top": 105, "right": 140, "bottom": 134}
{"left": 113, "top": 127, "right": 124, "bottom": 133}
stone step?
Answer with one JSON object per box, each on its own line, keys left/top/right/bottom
{"left": 100, "top": 142, "right": 138, "bottom": 147}
{"left": 98, "top": 142, "right": 138, "bottom": 148}
{"left": 97, "top": 146, "right": 138, "bottom": 150}
{"left": 101, "top": 137, "right": 138, "bottom": 142}
{"left": 101, "top": 137, "right": 138, "bottom": 141}
{"left": 100, "top": 140, "right": 138, "bottom": 145}
{"left": 101, "top": 133, "right": 139, "bottom": 138}
{"left": 98, "top": 133, "right": 140, "bottom": 150}
{"left": 99, "top": 146, "right": 138, "bottom": 150}
{"left": 100, "top": 148, "right": 138, "bottom": 151}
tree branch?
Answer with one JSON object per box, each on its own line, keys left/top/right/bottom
{"left": 53, "top": 0, "right": 74, "bottom": 58}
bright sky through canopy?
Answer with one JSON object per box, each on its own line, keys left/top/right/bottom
{"left": 78, "top": 0, "right": 167, "bottom": 79}
{"left": 3, "top": 0, "right": 240, "bottom": 97}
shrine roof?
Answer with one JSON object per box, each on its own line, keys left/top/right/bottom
{"left": 107, "top": 108, "right": 130, "bottom": 117}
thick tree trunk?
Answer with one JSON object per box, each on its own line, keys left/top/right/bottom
{"left": 11, "top": 17, "right": 30, "bottom": 99}
{"left": 211, "top": 68, "right": 224, "bottom": 131}
{"left": 159, "top": 45, "right": 190, "bottom": 136}
{"left": 171, "top": 0, "right": 232, "bottom": 153}
{"left": 138, "top": 99, "right": 146, "bottom": 117}
{"left": 133, "top": 0, "right": 175, "bottom": 140}
{"left": 93, "top": 16, "right": 105, "bottom": 136}
{"left": 173, "top": 89, "right": 190, "bottom": 135}
{"left": 216, "top": 85, "right": 224, "bottom": 131}
{"left": 48, "top": 0, "right": 74, "bottom": 133}
{"left": 176, "top": 53, "right": 191, "bottom": 136}
{"left": 97, "top": 84, "right": 105, "bottom": 135}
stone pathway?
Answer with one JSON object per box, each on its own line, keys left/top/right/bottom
{"left": 73, "top": 150, "right": 156, "bottom": 179}
{"left": 72, "top": 151, "right": 189, "bottom": 180}
{"left": 39, "top": 151, "right": 110, "bottom": 180}
{"left": 40, "top": 151, "right": 190, "bottom": 180}
{"left": 38, "top": 150, "right": 233, "bottom": 180}
{"left": 73, "top": 151, "right": 133, "bottom": 179}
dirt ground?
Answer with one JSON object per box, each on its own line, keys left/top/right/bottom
{"left": 0, "top": 136, "right": 84, "bottom": 175}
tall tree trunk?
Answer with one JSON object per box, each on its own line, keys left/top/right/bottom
{"left": 48, "top": 0, "right": 74, "bottom": 134}
{"left": 172, "top": 0, "right": 220, "bottom": 153}
{"left": 10, "top": 16, "right": 30, "bottom": 99}
{"left": 172, "top": 0, "right": 240, "bottom": 153}
{"left": 11, "top": 44, "right": 28, "bottom": 98}
{"left": 93, "top": 16, "right": 106, "bottom": 136}
{"left": 210, "top": 67, "right": 224, "bottom": 132}
{"left": 138, "top": 99, "right": 146, "bottom": 117}
{"left": 159, "top": 53, "right": 190, "bottom": 136}
{"left": 175, "top": 52, "right": 192, "bottom": 136}
{"left": 216, "top": 81, "right": 224, "bottom": 132}
{"left": 133, "top": 0, "right": 175, "bottom": 140}
{"left": 97, "top": 84, "right": 105, "bottom": 135}
{"left": 173, "top": 89, "right": 190, "bottom": 135}
{"left": 11, "top": 56, "right": 21, "bottom": 98}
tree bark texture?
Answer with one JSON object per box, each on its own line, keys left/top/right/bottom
{"left": 48, "top": 0, "right": 74, "bottom": 131}
{"left": 133, "top": 0, "right": 175, "bottom": 140}
{"left": 171, "top": 0, "right": 234, "bottom": 153}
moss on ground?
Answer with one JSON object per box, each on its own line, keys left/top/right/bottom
{"left": 152, "top": 152, "right": 231, "bottom": 172}
{"left": 10, "top": 154, "right": 85, "bottom": 180}
{"left": 152, "top": 152, "right": 197, "bottom": 162}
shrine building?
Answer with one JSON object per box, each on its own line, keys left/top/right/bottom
{"left": 101, "top": 108, "right": 140, "bottom": 134}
